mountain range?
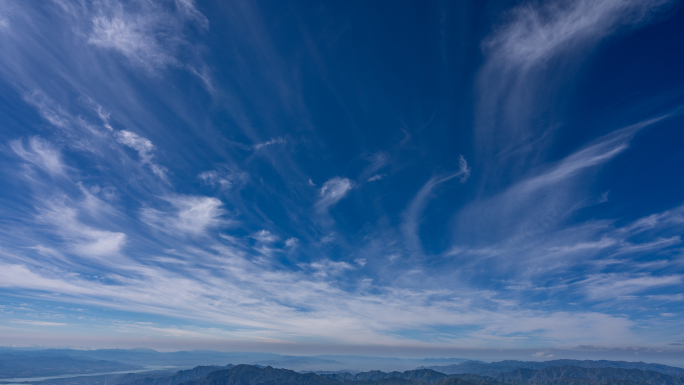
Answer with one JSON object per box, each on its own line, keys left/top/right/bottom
{"left": 118, "top": 362, "right": 684, "bottom": 385}
{"left": 422, "top": 360, "right": 684, "bottom": 378}
{"left": 3, "top": 350, "right": 684, "bottom": 385}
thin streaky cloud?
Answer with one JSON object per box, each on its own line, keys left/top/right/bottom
{"left": 10, "top": 320, "right": 67, "bottom": 326}
{"left": 403, "top": 156, "right": 470, "bottom": 254}
{"left": 10, "top": 137, "right": 67, "bottom": 178}
{"left": 484, "top": 0, "right": 674, "bottom": 68}
{"left": 37, "top": 199, "right": 127, "bottom": 258}
{"left": 86, "top": 0, "right": 208, "bottom": 73}
{"left": 316, "top": 177, "right": 354, "bottom": 212}
{"left": 141, "top": 195, "right": 226, "bottom": 237}
{"left": 253, "top": 137, "right": 287, "bottom": 150}
{"left": 367, "top": 174, "right": 386, "bottom": 182}
{"left": 116, "top": 129, "right": 168, "bottom": 180}
{"left": 578, "top": 273, "right": 684, "bottom": 300}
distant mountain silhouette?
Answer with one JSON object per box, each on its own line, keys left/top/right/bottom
{"left": 486, "top": 365, "right": 684, "bottom": 385}
{"left": 0, "top": 352, "right": 141, "bottom": 379}
{"left": 120, "top": 363, "right": 684, "bottom": 385}
{"left": 125, "top": 365, "right": 235, "bottom": 385}
{"left": 424, "top": 360, "right": 684, "bottom": 378}
{"left": 9, "top": 358, "right": 684, "bottom": 385}
{"left": 180, "top": 365, "right": 341, "bottom": 385}
{"left": 321, "top": 369, "right": 448, "bottom": 383}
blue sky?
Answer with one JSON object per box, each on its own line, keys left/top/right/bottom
{"left": 1, "top": 0, "right": 684, "bottom": 362}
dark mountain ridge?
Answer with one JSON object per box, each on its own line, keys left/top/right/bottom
{"left": 482, "top": 365, "right": 684, "bottom": 384}
{"left": 124, "top": 365, "right": 235, "bottom": 385}
{"left": 126, "top": 363, "right": 684, "bottom": 385}
{"left": 14, "top": 358, "right": 684, "bottom": 385}
{"left": 424, "top": 360, "right": 684, "bottom": 378}
{"left": 321, "top": 369, "right": 448, "bottom": 383}
{"left": 179, "top": 365, "right": 340, "bottom": 385}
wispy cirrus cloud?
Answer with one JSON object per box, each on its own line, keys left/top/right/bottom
{"left": 316, "top": 177, "right": 354, "bottom": 212}
{"left": 303, "top": 259, "right": 355, "bottom": 278}
{"left": 403, "top": 155, "right": 470, "bottom": 254}
{"left": 10, "top": 137, "right": 67, "bottom": 178}
{"left": 367, "top": 174, "right": 386, "bottom": 182}
{"left": 116, "top": 130, "right": 168, "bottom": 180}
{"left": 89, "top": 13, "right": 176, "bottom": 71}
{"left": 579, "top": 273, "right": 684, "bottom": 300}
{"left": 87, "top": 0, "right": 207, "bottom": 73}
{"left": 454, "top": 113, "right": 673, "bottom": 257}
{"left": 0, "top": 250, "right": 645, "bottom": 348}
{"left": 36, "top": 199, "right": 127, "bottom": 259}
{"left": 252, "top": 229, "right": 278, "bottom": 244}
{"left": 484, "top": 0, "right": 673, "bottom": 68}
{"left": 475, "top": 0, "right": 675, "bottom": 167}
{"left": 360, "top": 152, "right": 390, "bottom": 182}
{"left": 10, "top": 319, "right": 67, "bottom": 326}
{"left": 141, "top": 195, "right": 226, "bottom": 237}
{"left": 22, "top": 90, "right": 72, "bottom": 130}
{"left": 198, "top": 168, "right": 249, "bottom": 190}
{"left": 253, "top": 137, "right": 287, "bottom": 151}
{"left": 174, "top": 0, "right": 209, "bottom": 29}
{"left": 17, "top": 87, "right": 172, "bottom": 184}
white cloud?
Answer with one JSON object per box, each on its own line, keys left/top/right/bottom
{"left": 253, "top": 137, "right": 286, "bottom": 150}
{"left": 23, "top": 90, "right": 71, "bottom": 130}
{"left": 285, "top": 238, "right": 299, "bottom": 248}
{"left": 10, "top": 319, "right": 67, "bottom": 326}
{"left": 116, "top": 130, "right": 167, "bottom": 179}
{"left": 360, "top": 152, "right": 389, "bottom": 182}
{"left": 457, "top": 154, "right": 471, "bottom": 182}
{"left": 84, "top": 0, "right": 208, "bottom": 75}
{"left": 90, "top": 101, "right": 114, "bottom": 131}
{"left": 20, "top": 90, "right": 169, "bottom": 183}
{"left": 0, "top": 245, "right": 652, "bottom": 349}
{"left": 0, "top": 3, "right": 9, "bottom": 31}
{"left": 37, "top": 200, "right": 126, "bottom": 258}
{"left": 198, "top": 170, "right": 220, "bottom": 184}
{"left": 579, "top": 273, "right": 683, "bottom": 300}
{"left": 548, "top": 238, "right": 618, "bottom": 254}
{"left": 305, "top": 259, "right": 355, "bottom": 278}
{"left": 620, "top": 205, "right": 684, "bottom": 234}
{"left": 319, "top": 233, "right": 335, "bottom": 244}
{"left": 174, "top": 0, "right": 209, "bottom": 29}
{"left": 453, "top": 114, "right": 672, "bottom": 265}
{"left": 614, "top": 236, "right": 681, "bottom": 255}
{"left": 87, "top": 1, "right": 183, "bottom": 72}
{"left": 252, "top": 230, "right": 278, "bottom": 243}
{"left": 403, "top": 157, "right": 470, "bottom": 253}
{"left": 198, "top": 168, "right": 248, "bottom": 189}
{"left": 475, "top": 0, "right": 675, "bottom": 175}
{"left": 513, "top": 116, "right": 666, "bottom": 194}
{"left": 11, "top": 137, "right": 67, "bottom": 177}
{"left": 484, "top": 0, "right": 673, "bottom": 68}
{"left": 89, "top": 14, "right": 174, "bottom": 70}
{"left": 316, "top": 177, "right": 353, "bottom": 211}
{"left": 367, "top": 174, "right": 386, "bottom": 182}
{"left": 116, "top": 130, "right": 152, "bottom": 158}
{"left": 142, "top": 195, "right": 225, "bottom": 237}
